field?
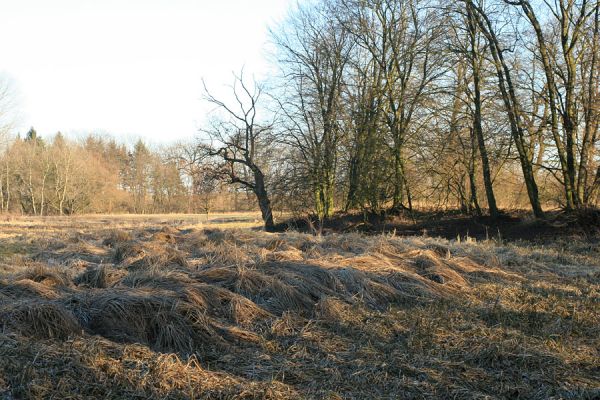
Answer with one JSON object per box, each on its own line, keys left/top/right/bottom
{"left": 0, "top": 214, "right": 599, "bottom": 399}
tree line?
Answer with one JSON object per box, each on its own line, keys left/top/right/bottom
{"left": 0, "top": 128, "right": 254, "bottom": 215}
{"left": 0, "top": 0, "right": 598, "bottom": 229}
{"left": 202, "top": 0, "right": 599, "bottom": 230}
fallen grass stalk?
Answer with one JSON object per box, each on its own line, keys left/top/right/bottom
{"left": 0, "top": 218, "right": 597, "bottom": 399}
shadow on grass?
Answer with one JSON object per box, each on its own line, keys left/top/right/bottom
{"left": 2, "top": 225, "right": 599, "bottom": 399}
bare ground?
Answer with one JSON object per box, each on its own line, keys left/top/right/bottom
{"left": 276, "top": 209, "right": 600, "bottom": 243}
{"left": 0, "top": 215, "right": 599, "bottom": 399}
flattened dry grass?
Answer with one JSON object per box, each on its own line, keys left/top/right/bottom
{"left": 0, "top": 217, "right": 598, "bottom": 399}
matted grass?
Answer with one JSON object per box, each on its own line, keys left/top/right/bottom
{"left": 0, "top": 215, "right": 598, "bottom": 399}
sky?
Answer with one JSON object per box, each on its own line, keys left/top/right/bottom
{"left": 0, "top": 0, "right": 295, "bottom": 144}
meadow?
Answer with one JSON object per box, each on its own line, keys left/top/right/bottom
{"left": 0, "top": 214, "right": 598, "bottom": 399}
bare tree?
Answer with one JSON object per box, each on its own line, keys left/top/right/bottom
{"left": 465, "top": 0, "right": 545, "bottom": 218}
{"left": 272, "top": 0, "right": 353, "bottom": 219}
{"left": 0, "top": 76, "right": 18, "bottom": 213}
{"left": 501, "top": 0, "right": 599, "bottom": 209}
{"left": 168, "top": 142, "right": 222, "bottom": 215}
{"left": 580, "top": 1, "right": 600, "bottom": 203}
{"left": 201, "top": 72, "right": 276, "bottom": 231}
{"left": 465, "top": 3, "right": 500, "bottom": 217}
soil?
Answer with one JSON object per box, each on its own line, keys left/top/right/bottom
{"left": 274, "top": 208, "right": 600, "bottom": 243}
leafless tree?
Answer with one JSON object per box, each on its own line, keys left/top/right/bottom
{"left": 201, "top": 72, "right": 276, "bottom": 231}
{"left": 272, "top": 1, "right": 353, "bottom": 220}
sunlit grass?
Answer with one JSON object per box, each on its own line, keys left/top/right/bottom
{"left": 0, "top": 214, "right": 598, "bottom": 399}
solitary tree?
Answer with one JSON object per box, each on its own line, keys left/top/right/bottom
{"left": 201, "top": 72, "right": 276, "bottom": 231}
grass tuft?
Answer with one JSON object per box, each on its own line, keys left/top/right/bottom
{"left": 0, "top": 216, "right": 598, "bottom": 399}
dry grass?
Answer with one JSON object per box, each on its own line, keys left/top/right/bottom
{"left": 0, "top": 214, "right": 599, "bottom": 399}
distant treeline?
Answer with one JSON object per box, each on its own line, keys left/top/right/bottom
{"left": 0, "top": 129, "right": 252, "bottom": 215}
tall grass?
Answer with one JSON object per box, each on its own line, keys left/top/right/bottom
{"left": 0, "top": 218, "right": 598, "bottom": 399}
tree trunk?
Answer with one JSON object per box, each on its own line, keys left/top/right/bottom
{"left": 5, "top": 161, "right": 10, "bottom": 212}
{"left": 253, "top": 169, "right": 275, "bottom": 231}
{"left": 392, "top": 138, "right": 406, "bottom": 210}
{"left": 467, "top": 4, "right": 499, "bottom": 218}
{"left": 578, "top": 2, "right": 600, "bottom": 205}
{"left": 469, "top": 0, "right": 544, "bottom": 218}
{"left": 469, "top": 128, "right": 482, "bottom": 216}
{"left": 346, "top": 154, "right": 360, "bottom": 211}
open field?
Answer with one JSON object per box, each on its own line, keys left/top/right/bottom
{"left": 0, "top": 214, "right": 599, "bottom": 399}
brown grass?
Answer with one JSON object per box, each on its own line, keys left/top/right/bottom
{"left": 0, "top": 215, "right": 598, "bottom": 399}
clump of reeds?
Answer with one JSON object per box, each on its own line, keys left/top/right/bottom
{"left": 2, "top": 301, "right": 81, "bottom": 339}
{"left": 102, "top": 229, "right": 134, "bottom": 248}
{"left": 15, "top": 264, "right": 72, "bottom": 287}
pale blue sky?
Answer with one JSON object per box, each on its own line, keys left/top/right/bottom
{"left": 0, "top": 0, "right": 296, "bottom": 143}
